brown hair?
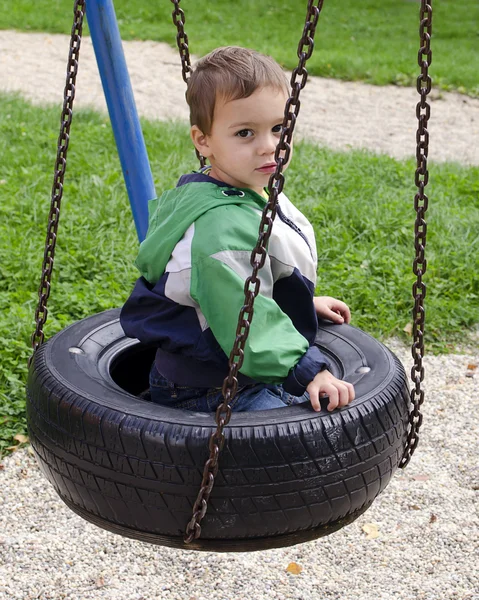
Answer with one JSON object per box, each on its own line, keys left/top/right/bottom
{"left": 186, "top": 46, "right": 289, "bottom": 135}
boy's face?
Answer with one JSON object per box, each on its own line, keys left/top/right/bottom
{"left": 191, "top": 86, "right": 291, "bottom": 196}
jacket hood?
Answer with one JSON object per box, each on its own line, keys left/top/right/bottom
{"left": 135, "top": 172, "right": 267, "bottom": 283}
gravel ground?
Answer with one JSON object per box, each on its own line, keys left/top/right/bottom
{"left": 1, "top": 30, "right": 479, "bottom": 165}
{"left": 1, "top": 342, "right": 478, "bottom": 600}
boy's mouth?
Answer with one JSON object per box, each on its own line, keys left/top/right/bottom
{"left": 256, "top": 163, "right": 277, "bottom": 174}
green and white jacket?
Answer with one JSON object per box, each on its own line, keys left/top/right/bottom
{"left": 120, "top": 170, "right": 330, "bottom": 395}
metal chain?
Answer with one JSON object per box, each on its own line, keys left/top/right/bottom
{"left": 184, "top": 0, "right": 325, "bottom": 544}
{"left": 170, "top": 0, "right": 193, "bottom": 84}
{"left": 28, "top": 0, "right": 86, "bottom": 367}
{"left": 399, "top": 0, "right": 432, "bottom": 468}
{"left": 170, "top": 0, "right": 206, "bottom": 168}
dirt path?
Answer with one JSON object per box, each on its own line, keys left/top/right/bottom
{"left": 1, "top": 29, "right": 478, "bottom": 165}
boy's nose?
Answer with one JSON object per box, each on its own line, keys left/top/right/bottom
{"left": 258, "top": 135, "right": 278, "bottom": 155}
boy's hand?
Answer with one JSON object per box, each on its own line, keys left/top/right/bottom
{"left": 307, "top": 370, "right": 355, "bottom": 412}
{"left": 313, "top": 296, "right": 351, "bottom": 324}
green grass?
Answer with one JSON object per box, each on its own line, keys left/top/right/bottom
{"left": 0, "top": 93, "right": 478, "bottom": 455}
{"left": 1, "top": 0, "right": 478, "bottom": 96}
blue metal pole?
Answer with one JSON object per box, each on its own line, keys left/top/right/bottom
{"left": 86, "top": 0, "right": 155, "bottom": 242}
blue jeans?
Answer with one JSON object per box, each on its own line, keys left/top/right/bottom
{"left": 148, "top": 362, "right": 310, "bottom": 412}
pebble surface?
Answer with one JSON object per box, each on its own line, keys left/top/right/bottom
{"left": 1, "top": 342, "right": 478, "bottom": 600}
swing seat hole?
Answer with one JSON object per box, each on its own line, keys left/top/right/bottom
{"left": 109, "top": 343, "right": 156, "bottom": 397}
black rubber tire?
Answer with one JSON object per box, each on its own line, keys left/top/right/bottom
{"left": 26, "top": 309, "right": 410, "bottom": 552}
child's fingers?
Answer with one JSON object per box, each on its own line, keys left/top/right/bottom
{"left": 309, "top": 388, "right": 321, "bottom": 412}
{"left": 327, "top": 309, "right": 345, "bottom": 324}
{"left": 307, "top": 375, "right": 356, "bottom": 413}
{"left": 335, "top": 381, "right": 354, "bottom": 408}
{"left": 331, "top": 301, "right": 351, "bottom": 324}
{"left": 324, "top": 385, "right": 339, "bottom": 412}
{"left": 339, "top": 304, "right": 351, "bottom": 324}
{"left": 314, "top": 297, "right": 351, "bottom": 324}
{"left": 327, "top": 381, "right": 355, "bottom": 411}
{"left": 345, "top": 381, "right": 355, "bottom": 401}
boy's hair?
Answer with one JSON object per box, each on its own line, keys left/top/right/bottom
{"left": 186, "top": 46, "right": 289, "bottom": 135}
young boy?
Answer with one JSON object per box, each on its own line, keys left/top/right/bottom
{"left": 120, "top": 46, "right": 355, "bottom": 413}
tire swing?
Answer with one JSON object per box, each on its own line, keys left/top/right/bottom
{"left": 26, "top": 0, "right": 432, "bottom": 552}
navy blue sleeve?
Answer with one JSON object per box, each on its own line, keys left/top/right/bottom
{"left": 282, "top": 345, "right": 331, "bottom": 396}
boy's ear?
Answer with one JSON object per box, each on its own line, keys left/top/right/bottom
{"left": 190, "top": 125, "right": 213, "bottom": 158}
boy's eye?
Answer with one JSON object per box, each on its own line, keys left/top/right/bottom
{"left": 272, "top": 124, "right": 282, "bottom": 133}
{"left": 236, "top": 129, "right": 253, "bottom": 138}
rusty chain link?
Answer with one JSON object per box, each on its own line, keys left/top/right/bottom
{"left": 170, "top": 0, "right": 206, "bottom": 168}
{"left": 183, "top": 0, "right": 325, "bottom": 544}
{"left": 170, "top": 0, "right": 193, "bottom": 84}
{"left": 399, "top": 0, "right": 432, "bottom": 468}
{"left": 29, "top": 0, "right": 85, "bottom": 367}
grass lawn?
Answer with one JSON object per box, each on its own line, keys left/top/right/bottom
{"left": 0, "top": 0, "right": 478, "bottom": 97}
{"left": 0, "top": 93, "right": 478, "bottom": 455}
